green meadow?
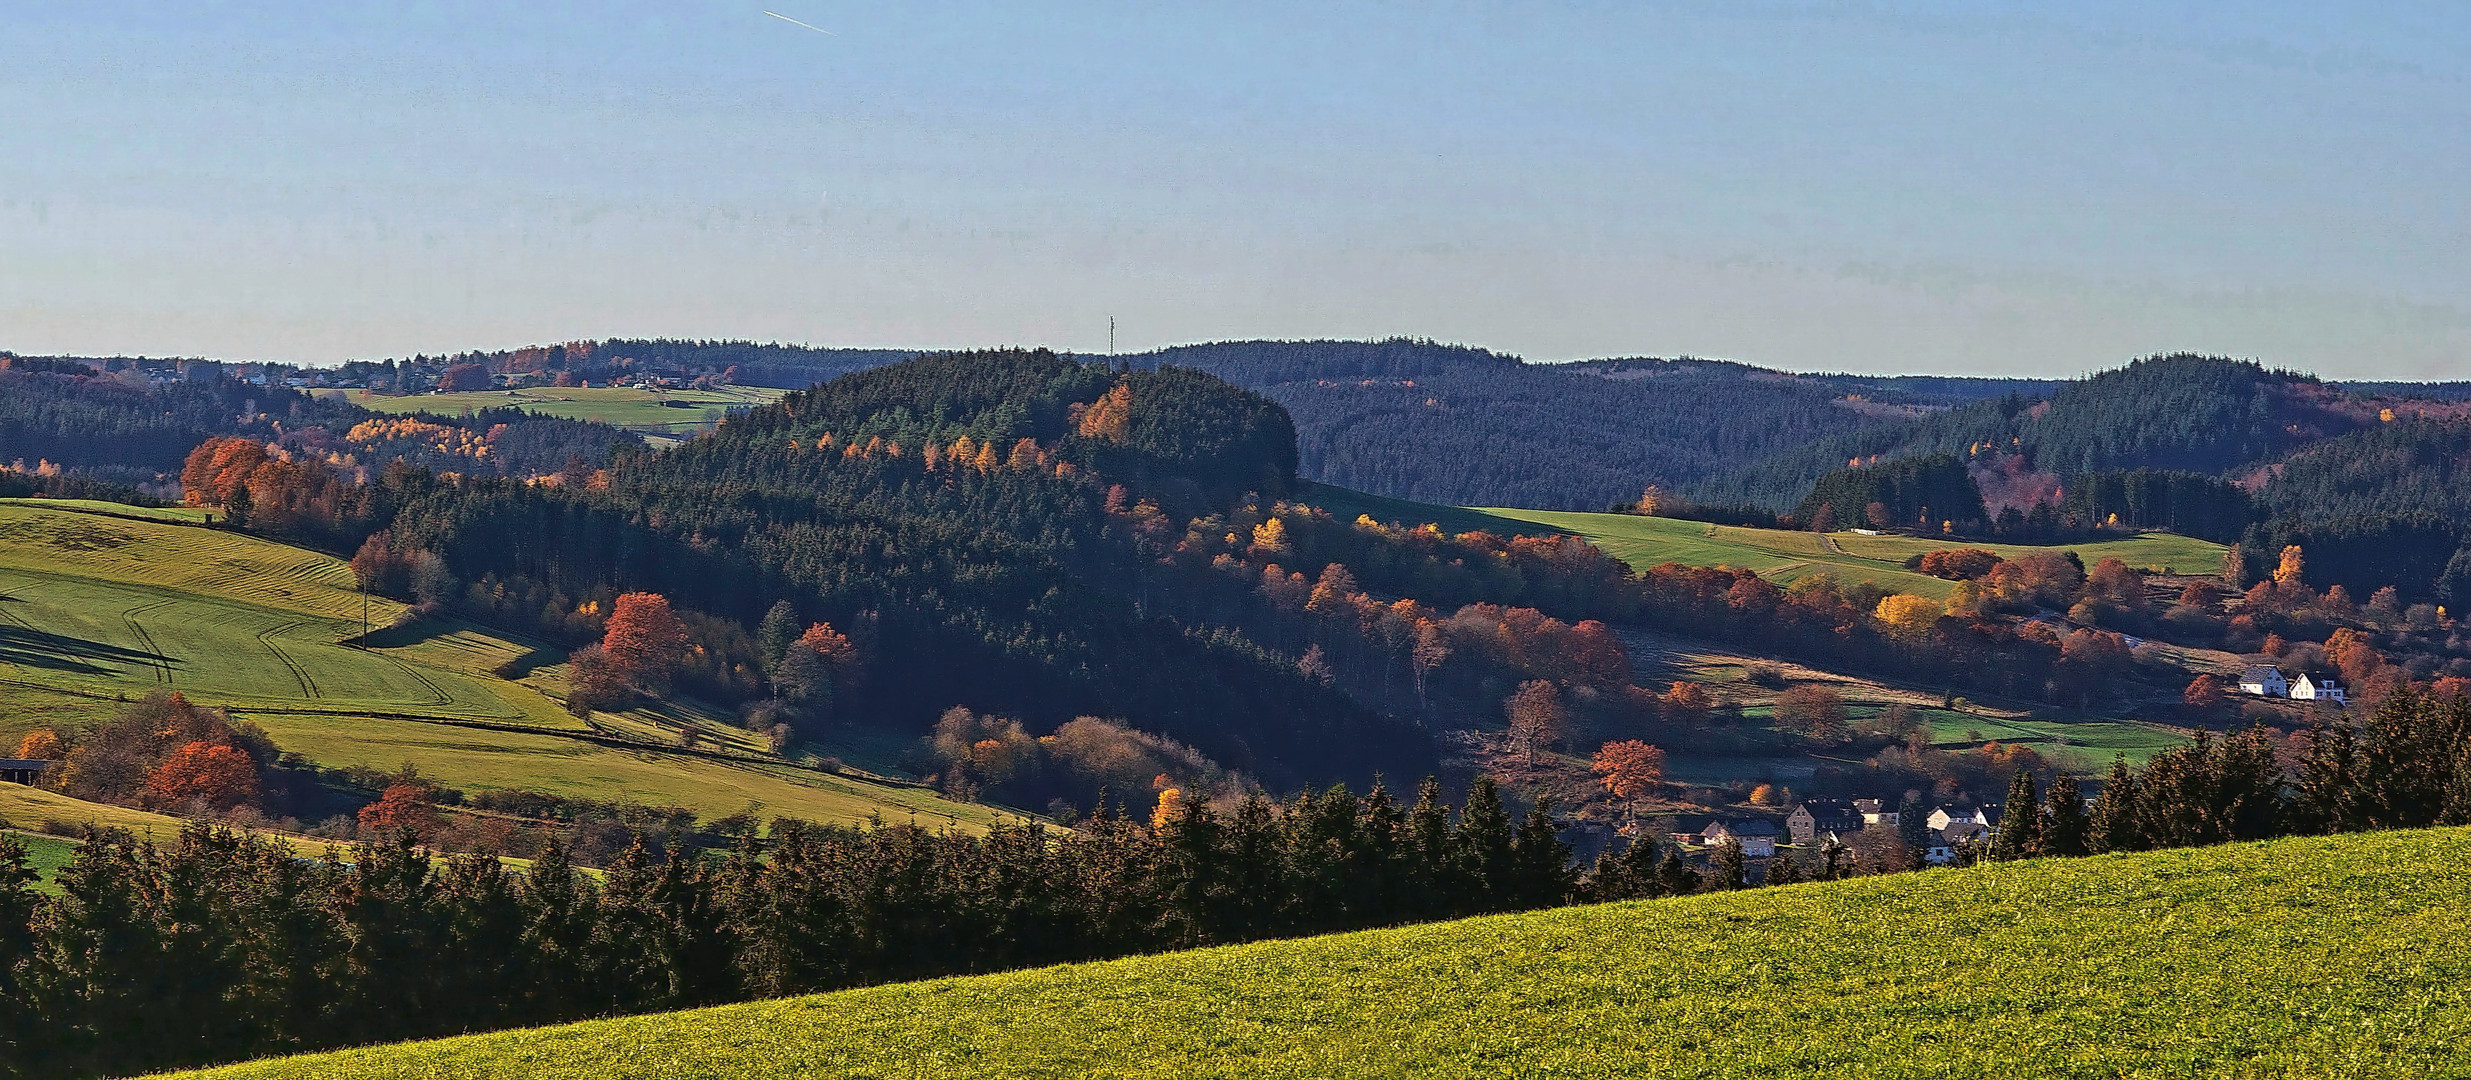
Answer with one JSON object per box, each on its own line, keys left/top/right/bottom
{"left": 1298, "top": 483, "right": 2227, "bottom": 600}
{"left": 0, "top": 502, "right": 1011, "bottom": 831}
{"left": 167, "top": 826, "right": 2471, "bottom": 1079}
{"left": 323, "top": 385, "right": 788, "bottom": 437}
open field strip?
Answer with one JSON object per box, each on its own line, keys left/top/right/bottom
{"left": 1479, "top": 508, "right": 2226, "bottom": 600}
{"left": 323, "top": 385, "right": 788, "bottom": 434}
{"left": 166, "top": 826, "right": 2471, "bottom": 1080}
{"left": 1297, "top": 483, "right": 2226, "bottom": 601}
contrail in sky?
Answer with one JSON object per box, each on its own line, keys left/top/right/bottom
{"left": 763, "top": 10, "right": 836, "bottom": 35}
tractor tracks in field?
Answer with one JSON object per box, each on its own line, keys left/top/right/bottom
{"left": 120, "top": 599, "right": 179, "bottom": 684}
{"left": 256, "top": 622, "right": 321, "bottom": 699}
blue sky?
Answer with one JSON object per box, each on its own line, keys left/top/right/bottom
{"left": 2, "top": 2, "right": 2464, "bottom": 376}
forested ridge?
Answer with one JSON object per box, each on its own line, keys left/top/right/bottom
{"left": 1117, "top": 339, "right": 2049, "bottom": 511}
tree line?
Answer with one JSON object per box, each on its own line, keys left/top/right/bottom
{"left": 0, "top": 779, "right": 1575, "bottom": 1078}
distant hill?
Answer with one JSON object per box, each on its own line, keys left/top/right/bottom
{"left": 1117, "top": 339, "right": 2054, "bottom": 511}
{"left": 1699, "top": 354, "right": 2375, "bottom": 511}
{"left": 170, "top": 826, "right": 2471, "bottom": 1080}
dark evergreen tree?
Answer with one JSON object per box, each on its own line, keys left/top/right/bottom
{"left": 2038, "top": 774, "right": 2090, "bottom": 858}
{"left": 1708, "top": 838, "right": 1747, "bottom": 891}
{"left": 1990, "top": 769, "right": 2042, "bottom": 860}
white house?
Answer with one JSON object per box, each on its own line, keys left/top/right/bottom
{"left": 2290, "top": 672, "right": 2347, "bottom": 705}
{"left": 1926, "top": 820, "right": 1993, "bottom": 864}
{"left": 1701, "top": 819, "right": 1778, "bottom": 858}
{"left": 1926, "top": 804, "right": 1999, "bottom": 833}
{"left": 1853, "top": 798, "right": 1900, "bottom": 828}
{"left": 2238, "top": 666, "right": 2289, "bottom": 697}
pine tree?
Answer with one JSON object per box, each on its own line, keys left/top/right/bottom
{"left": 2039, "top": 774, "right": 2090, "bottom": 857}
{"left": 1991, "top": 768, "right": 2042, "bottom": 860}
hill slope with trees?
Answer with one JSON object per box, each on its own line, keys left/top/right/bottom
{"left": 165, "top": 826, "right": 2471, "bottom": 1080}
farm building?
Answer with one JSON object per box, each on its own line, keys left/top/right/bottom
{"left": 0, "top": 759, "right": 53, "bottom": 785}
{"left": 1853, "top": 798, "right": 1901, "bottom": 828}
{"left": 1702, "top": 819, "right": 1779, "bottom": 858}
{"left": 2239, "top": 667, "right": 2290, "bottom": 697}
{"left": 1927, "top": 804, "right": 1999, "bottom": 833}
{"left": 2290, "top": 672, "right": 2347, "bottom": 705}
{"left": 1786, "top": 799, "right": 1863, "bottom": 845}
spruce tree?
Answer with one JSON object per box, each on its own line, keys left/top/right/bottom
{"left": 1452, "top": 778, "right": 1516, "bottom": 913}
{"left": 2089, "top": 755, "right": 2142, "bottom": 853}
{"left": 2039, "top": 773, "right": 2090, "bottom": 857}
{"left": 1990, "top": 768, "right": 2041, "bottom": 860}
{"left": 0, "top": 832, "right": 41, "bottom": 1065}
{"left": 1508, "top": 798, "right": 1576, "bottom": 910}
{"left": 1404, "top": 777, "right": 1455, "bottom": 920}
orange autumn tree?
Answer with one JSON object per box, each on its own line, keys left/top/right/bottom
{"left": 601, "top": 591, "right": 689, "bottom": 691}
{"left": 142, "top": 741, "right": 260, "bottom": 810}
{"left": 1659, "top": 680, "right": 1713, "bottom": 722}
{"left": 15, "top": 729, "right": 61, "bottom": 760}
{"left": 179, "top": 436, "right": 270, "bottom": 507}
{"left": 359, "top": 782, "right": 439, "bottom": 839}
{"left": 1591, "top": 740, "right": 1666, "bottom": 807}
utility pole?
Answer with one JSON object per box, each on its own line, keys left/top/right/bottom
{"left": 1109, "top": 315, "right": 1115, "bottom": 357}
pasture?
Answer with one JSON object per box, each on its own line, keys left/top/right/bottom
{"left": 0, "top": 502, "right": 1013, "bottom": 831}
{"left": 326, "top": 385, "right": 787, "bottom": 437}
{"left": 1479, "top": 507, "right": 2226, "bottom": 600}
{"left": 167, "top": 826, "right": 2471, "bottom": 1079}
{"left": 1296, "top": 483, "right": 2227, "bottom": 601}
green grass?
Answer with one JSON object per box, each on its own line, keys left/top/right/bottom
{"left": 1297, "top": 485, "right": 2227, "bottom": 600}
{"left": 167, "top": 827, "right": 2471, "bottom": 1079}
{"left": 323, "top": 385, "right": 788, "bottom": 436}
{"left": 0, "top": 502, "right": 1016, "bottom": 832}
{"left": 5, "top": 830, "right": 77, "bottom": 893}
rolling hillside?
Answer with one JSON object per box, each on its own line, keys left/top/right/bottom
{"left": 1300, "top": 484, "right": 2226, "bottom": 600}
{"left": 0, "top": 500, "right": 1014, "bottom": 831}
{"left": 166, "top": 826, "right": 2471, "bottom": 1079}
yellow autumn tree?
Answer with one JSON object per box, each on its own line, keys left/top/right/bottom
{"left": 1151, "top": 787, "right": 1184, "bottom": 830}
{"left": 2274, "top": 545, "right": 2306, "bottom": 587}
{"left": 1874, "top": 593, "right": 1942, "bottom": 642}
{"left": 16, "top": 729, "right": 62, "bottom": 760}
{"left": 1249, "top": 517, "right": 1292, "bottom": 558}
{"left": 1078, "top": 382, "right": 1133, "bottom": 441}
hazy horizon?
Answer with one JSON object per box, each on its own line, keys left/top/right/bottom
{"left": 6, "top": 3, "right": 2465, "bottom": 378}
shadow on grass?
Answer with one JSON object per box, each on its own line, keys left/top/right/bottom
{"left": 0, "top": 624, "right": 174, "bottom": 677}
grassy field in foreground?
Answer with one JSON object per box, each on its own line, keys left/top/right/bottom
{"left": 1296, "top": 484, "right": 2226, "bottom": 600}
{"left": 0, "top": 502, "right": 1013, "bottom": 831}
{"left": 169, "top": 827, "right": 2471, "bottom": 1079}
{"left": 322, "top": 385, "right": 787, "bottom": 436}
